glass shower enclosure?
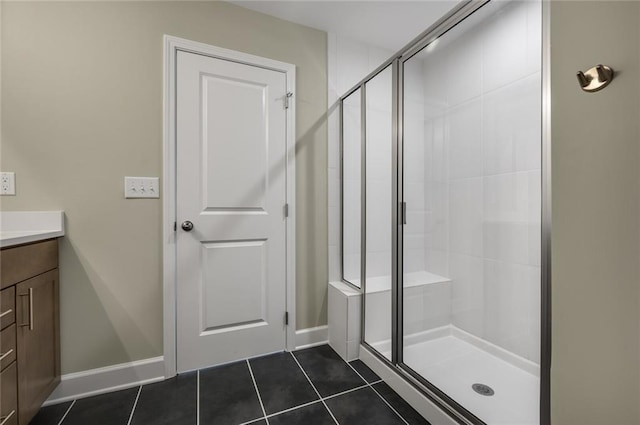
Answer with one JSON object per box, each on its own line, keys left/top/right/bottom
{"left": 340, "top": 1, "right": 549, "bottom": 424}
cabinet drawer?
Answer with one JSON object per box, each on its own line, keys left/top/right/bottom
{"left": 0, "top": 287, "right": 15, "bottom": 330}
{"left": 0, "top": 324, "right": 16, "bottom": 370}
{"left": 0, "top": 361, "right": 17, "bottom": 425}
{"left": 0, "top": 325, "right": 16, "bottom": 371}
{"left": 0, "top": 239, "right": 58, "bottom": 290}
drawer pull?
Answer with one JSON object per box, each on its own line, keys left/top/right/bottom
{"left": 18, "top": 289, "right": 33, "bottom": 331}
{"left": 0, "top": 309, "right": 12, "bottom": 319}
{"left": 29, "top": 287, "right": 34, "bottom": 331}
{"left": 0, "top": 349, "right": 13, "bottom": 362}
{"left": 0, "top": 410, "right": 15, "bottom": 425}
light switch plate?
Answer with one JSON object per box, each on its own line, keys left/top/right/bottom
{"left": 0, "top": 172, "right": 16, "bottom": 195}
{"left": 124, "top": 177, "right": 159, "bottom": 199}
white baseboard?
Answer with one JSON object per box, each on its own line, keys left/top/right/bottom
{"left": 45, "top": 356, "right": 165, "bottom": 405}
{"left": 295, "top": 325, "right": 328, "bottom": 349}
{"left": 45, "top": 328, "right": 328, "bottom": 406}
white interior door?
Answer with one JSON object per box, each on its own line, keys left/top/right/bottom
{"left": 176, "top": 50, "right": 289, "bottom": 372}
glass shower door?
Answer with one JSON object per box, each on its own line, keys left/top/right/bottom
{"left": 342, "top": 88, "right": 362, "bottom": 287}
{"left": 400, "top": 1, "right": 542, "bottom": 424}
{"left": 363, "top": 64, "right": 394, "bottom": 360}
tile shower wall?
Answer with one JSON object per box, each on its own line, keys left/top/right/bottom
{"left": 403, "top": 63, "right": 427, "bottom": 274}
{"left": 328, "top": 34, "right": 426, "bottom": 282}
{"left": 421, "top": 0, "right": 542, "bottom": 362}
{"left": 365, "top": 66, "right": 393, "bottom": 279}
{"left": 342, "top": 92, "right": 362, "bottom": 284}
{"left": 327, "top": 34, "right": 394, "bottom": 283}
{"left": 329, "top": 0, "right": 541, "bottom": 363}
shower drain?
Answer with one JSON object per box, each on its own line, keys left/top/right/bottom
{"left": 472, "top": 383, "right": 495, "bottom": 396}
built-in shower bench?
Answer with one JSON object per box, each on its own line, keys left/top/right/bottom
{"left": 328, "top": 271, "right": 451, "bottom": 362}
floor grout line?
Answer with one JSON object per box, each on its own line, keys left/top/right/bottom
{"left": 238, "top": 418, "right": 267, "bottom": 425}
{"left": 369, "top": 383, "right": 411, "bottom": 425}
{"left": 126, "top": 386, "right": 142, "bottom": 425}
{"left": 265, "top": 399, "right": 322, "bottom": 418}
{"left": 247, "top": 359, "right": 270, "bottom": 425}
{"left": 346, "top": 361, "right": 410, "bottom": 425}
{"left": 239, "top": 383, "right": 372, "bottom": 424}
{"left": 50, "top": 347, "right": 412, "bottom": 425}
{"left": 240, "top": 381, "right": 372, "bottom": 423}
{"left": 322, "top": 383, "right": 370, "bottom": 401}
{"left": 290, "top": 351, "right": 341, "bottom": 425}
{"left": 57, "top": 399, "right": 76, "bottom": 425}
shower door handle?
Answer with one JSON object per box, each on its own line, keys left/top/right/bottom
{"left": 400, "top": 202, "right": 407, "bottom": 225}
{"left": 403, "top": 202, "right": 407, "bottom": 225}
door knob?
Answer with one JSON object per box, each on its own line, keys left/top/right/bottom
{"left": 181, "top": 221, "right": 194, "bottom": 232}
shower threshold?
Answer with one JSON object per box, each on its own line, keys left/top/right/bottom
{"left": 372, "top": 325, "right": 539, "bottom": 425}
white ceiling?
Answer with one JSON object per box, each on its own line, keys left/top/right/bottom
{"left": 229, "top": 1, "right": 459, "bottom": 51}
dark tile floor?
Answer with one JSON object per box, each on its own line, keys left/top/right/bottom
{"left": 30, "top": 345, "right": 430, "bottom": 425}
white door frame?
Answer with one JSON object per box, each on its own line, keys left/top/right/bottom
{"left": 162, "top": 35, "right": 296, "bottom": 378}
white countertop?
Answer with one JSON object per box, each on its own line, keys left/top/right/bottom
{"left": 0, "top": 211, "right": 65, "bottom": 248}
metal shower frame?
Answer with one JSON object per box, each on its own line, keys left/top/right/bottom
{"left": 338, "top": 0, "right": 551, "bottom": 424}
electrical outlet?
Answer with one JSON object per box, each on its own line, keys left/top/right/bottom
{"left": 0, "top": 172, "right": 16, "bottom": 195}
{"left": 124, "top": 177, "right": 159, "bottom": 199}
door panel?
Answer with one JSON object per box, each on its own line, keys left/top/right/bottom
{"left": 201, "top": 73, "right": 268, "bottom": 212}
{"left": 201, "top": 239, "right": 268, "bottom": 333}
{"left": 176, "top": 50, "right": 288, "bottom": 372}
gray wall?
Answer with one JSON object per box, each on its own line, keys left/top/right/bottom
{"left": 1, "top": 1, "right": 328, "bottom": 374}
{"left": 551, "top": 2, "right": 640, "bottom": 423}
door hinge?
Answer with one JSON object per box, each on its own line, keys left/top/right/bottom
{"left": 284, "top": 92, "right": 293, "bottom": 109}
{"left": 173, "top": 221, "right": 177, "bottom": 232}
{"left": 284, "top": 203, "right": 289, "bottom": 218}
{"left": 285, "top": 311, "right": 289, "bottom": 326}
{"left": 401, "top": 202, "right": 407, "bottom": 225}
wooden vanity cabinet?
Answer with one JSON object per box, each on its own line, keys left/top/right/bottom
{"left": 1, "top": 363, "right": 18, "bottom": 425}
{"left": 0, "top": 239, "right": 60, "bottom": 425}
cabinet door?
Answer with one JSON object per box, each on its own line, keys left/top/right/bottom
{"left": 0, "top": 362, "right": 18, "bottom": 425}
{"left": 16, "top": 270, "right": 60, "bottom": 425}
